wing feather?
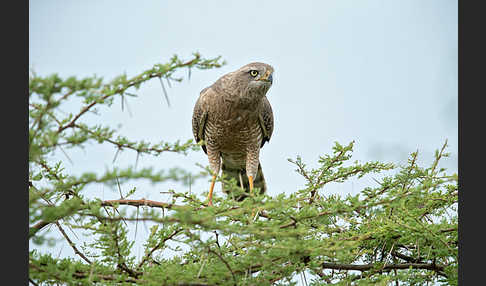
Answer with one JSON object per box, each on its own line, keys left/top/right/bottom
{"left": 192, "top": 87, "right": 210, "bottom": 154}
{"left": 260, "top": 96, "right": 274, "bottom": 147}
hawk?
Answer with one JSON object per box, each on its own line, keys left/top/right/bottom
{"left": 192, "top": 62, "right": 274, "bottom": 206}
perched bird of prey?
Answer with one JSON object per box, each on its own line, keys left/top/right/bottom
{"left": 192, "top": 62, "right": 274, "bottom": 206}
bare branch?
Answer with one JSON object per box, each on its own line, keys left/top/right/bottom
{"left": 320, "top": 262, "right": 446, "bottom": 277}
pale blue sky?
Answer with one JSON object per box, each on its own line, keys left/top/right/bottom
{"left": 29, "top": 0, "right": 458, "bottom": 277}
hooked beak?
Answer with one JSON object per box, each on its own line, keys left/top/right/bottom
{"left": 260, "top": 71, "right": 273, "bottom": 84}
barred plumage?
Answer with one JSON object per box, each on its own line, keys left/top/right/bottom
{"left": 192, "top": 62, "right": 274, "bottom": 205}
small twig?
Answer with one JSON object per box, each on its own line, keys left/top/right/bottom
{"left": 401, "top": 150, "right": 418, "bottom": 193}
{"left": 116, "top": 176, "right": 124, "bottom": 199}
{"left": 124, "top": 95, "right": 133, "bottom": 117}
{"left": 134, "top": 206, "right": 139, "bottom": 241}
{"left": 302, "top": 271, "right": 309, "bottom": 286}
{"left": 104, "top": 204, "right": 127, "bottom": 226}
{"left": 58, "top": 145, "right": 73, "bottom": 165}
{"left": 158, "top": 76, "right": 171, "bottom": 108}
{"left": 55, "top": 221, "right": 92, "bottom": 264}
{"left": 121, "top": 93, "right": 125, "bottom": 111}
{"left": 238, "top": 172, "right": 244, "bottom": 189}
{"left": 214, "top": 231, "right": 221, "bottom": 250}
{"left": 309, "top": 149, "right": 347, "bottom": 203}
{"left": 197, "top": 253, "right": 207, "bottom": 278}
{"left": 137, "top": 228, "right": 182, "bottom": 268}
{"left": 56, "top": 243, "right": 64, "bottom": 259}
{"left": 112, "top": 148, "right": 121, "bottom": 164}
{"left": 391, "top": 250, "right": 422, "bottom": 263}
{"left": 430, "top": 139, "right": 448, "bottom": 175}
{"left": 207, "top": 247, "right": 237, "bottom": 286}
{"left": 135, "top": 152, "right": 140, "bottom": 170}
{"left": 189, "top": 174, "right": 192, "bottom": 195}
{"left": 112, "top": 224, "right": 140, "bottom": 278}
{"left": 380, "top": 242, "right": 395, "bottom": 271}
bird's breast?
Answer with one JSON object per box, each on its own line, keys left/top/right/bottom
{"left": 205, "top": 111, "right": 263, "bottom": 153}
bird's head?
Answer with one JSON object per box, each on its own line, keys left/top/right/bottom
{"left": 232, "top": 62, "right": 274, "bottom": 96}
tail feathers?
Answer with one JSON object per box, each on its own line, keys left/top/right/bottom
{"left": 221, "top": 163, "right": 266, "bottom": 201}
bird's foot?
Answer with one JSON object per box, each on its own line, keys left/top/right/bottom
{"left": 206, "top": 175, "right": 217, "bottom": 207}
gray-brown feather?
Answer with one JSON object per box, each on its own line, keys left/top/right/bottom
{"left": 261, "top": 96, "right": 274, "bottom": 147}
{"left": 191, "top": 62, "right": 274, "bottom": 198}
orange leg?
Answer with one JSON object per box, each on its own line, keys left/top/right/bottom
{"left": 249, "top": 175, "right": 256, "bottom": 218}
{"left": 248, "top": 176, "right": 259, "bottom": 220}
{"left": 207, "top": 175, "right": 217, "bottom": 206}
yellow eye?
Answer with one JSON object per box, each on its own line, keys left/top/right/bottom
{"left": 250, "top": 70, "right": 259, "bottom": 77}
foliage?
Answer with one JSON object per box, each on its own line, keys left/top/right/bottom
{"left": 29, "top": 54, "right": 457, "bottom": 285}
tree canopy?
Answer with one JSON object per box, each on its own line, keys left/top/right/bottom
{"left": 29, "top": 53, "right": 458, "bottom": 285}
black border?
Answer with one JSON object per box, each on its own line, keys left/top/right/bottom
{"left": 458, "top": 0, "right": 480, "bottom": 285}
{"left": 11, "top": 0, "right": 29, "bottom": 284}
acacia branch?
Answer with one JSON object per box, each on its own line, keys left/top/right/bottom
{"left": 320, "top": 262, "right": 446, "bottom": 277}
{"left": 207, "top": 247, "right": 237, "bottom": 286}
{"left": 310, "top": 149, "right": 346, "bottom": 203}
{"left": 56, "top": 56, "right": 215, "bottom": 134}
{"left": 30, "top": 183, "right": 91, "bottom": 264}
{"left": 55, "top": 221, "right": 92, "bottom": 264}
{"left": 102, "top": 199, "right": 185, "bottom": 210}
{"left": 137, "top": 228, "right": 182, "bottom": 268}
{"left": 391, "top": 250, "right": 422, "bottom": 263}
{"left": 29, "top": 199, "right": 186, "bottom": 238}
{"left": 111, "top": 223, "right": 141, "bottom": 278}
{"left": 31, "top": 260, "right": 217, "bottom": 285}
{"left": 29, "top": 262, "right": 140, "bottom": 284}
{"left": 71, "top": 123, "right": 184, "bottom": 155}
{"left": 31, "top": 259, "right": 217, "bottom": 285}
{"left": 401, "top": 151, "right": 418, "bottom": 193}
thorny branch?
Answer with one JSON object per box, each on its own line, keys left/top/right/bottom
{"left": 137, "top": 228, "right": 182, "bottom": 269}
{"left": 320, "top": 262, "right": 447, "bottom": 277}
{"left": 55, "top": 56, "right": 213, "bottom": 134}
{"left": 30, "top": 52, "right": 456, "bottom": 285}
